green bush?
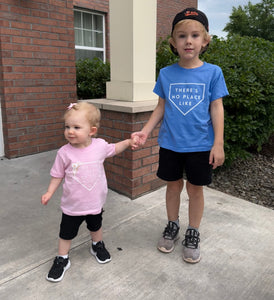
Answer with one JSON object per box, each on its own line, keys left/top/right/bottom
{"left": 156, "top": 35, "right": 274, "bottom": 165}
{"left": 156, "top": 37, "right": 178, "bottom": 78}
{"left": 76, "top": 57, "right": 110, "bottom": 99}
{"left": 202, "top": 35, "right": 274, "bottom": 164}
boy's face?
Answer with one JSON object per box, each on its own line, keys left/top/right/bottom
{"left": 170, "top": 20, "right": 209, "bottom": 62}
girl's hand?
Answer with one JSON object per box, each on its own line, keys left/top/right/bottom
{"left": 41, "top": 192, "right": 51, "bottom": 205}
{"left": 130, "top": 135, "right": 140, "bottom": 150}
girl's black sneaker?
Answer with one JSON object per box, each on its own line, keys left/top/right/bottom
{"left": 90, "top": 241, "right": 111, "bottom": 264}
{"left": 46, "top": 256, "right": 71, "bottom": 282}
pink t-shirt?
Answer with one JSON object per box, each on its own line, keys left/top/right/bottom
{"left": 50, "top": 138, "right": 116, "bottom": 216}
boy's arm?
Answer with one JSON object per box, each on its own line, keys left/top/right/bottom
{"left": 210, "top": 98, "right": 225, "bottom": 169}
{"left": 132, "top": 97, "right": 165, "bottom": 145}
{"left": 41, "top": 177, "right": 63, "bottom": 205}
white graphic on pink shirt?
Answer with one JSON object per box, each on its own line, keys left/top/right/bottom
{"left": 169, "top": 83, "right": 205, "bottom": 115}
{"left": 71, "top": 161, "right": 102, "bottom": 191}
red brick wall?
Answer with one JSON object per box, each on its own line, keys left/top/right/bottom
{"left": 99, "top": 110, "right": 164, "bottom": 199}
{"left": 0, "top": 0, "right": 77, "bottom": 158}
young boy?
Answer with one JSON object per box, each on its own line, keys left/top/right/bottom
{"left": 132, "top": 8, "right": 229, "bottom": 263}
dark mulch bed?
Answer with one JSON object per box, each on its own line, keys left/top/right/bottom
{"left": 209, "top": 140, "right": 274, "bottom": 210}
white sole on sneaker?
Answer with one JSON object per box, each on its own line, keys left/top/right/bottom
{"left": 183, "top": 256, "right": 201, "bottom": 263}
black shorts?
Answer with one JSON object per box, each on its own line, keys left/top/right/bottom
{"left": 59, "top": 210, "right": 103, "bottom": 240}
{"left": 157, "top": 147, "right": 212, "bottom": 186}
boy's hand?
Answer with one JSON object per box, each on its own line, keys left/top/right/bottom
{"left": 209, "top": 145, "right": 225, "bottom": 169}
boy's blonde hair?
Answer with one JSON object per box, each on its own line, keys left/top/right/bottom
{"left": 64, "top": 102, "right": 101, "bottom": 129}
{"left": 169, "top": 19, "right": 211, "bottom": 55}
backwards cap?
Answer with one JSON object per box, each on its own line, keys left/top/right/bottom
{"left": 171, "top": 7, "right": 209, "bottom": 34}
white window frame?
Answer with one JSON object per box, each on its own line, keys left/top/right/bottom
{"left": 74, "top": 8, "right": 106, "bottom": 62}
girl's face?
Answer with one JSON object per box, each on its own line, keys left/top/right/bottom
{"left": 64, "top": 110, "right": 96, "bottom": 148}
{"left": 171, "top": 20, "right": 209, "bottom": 64}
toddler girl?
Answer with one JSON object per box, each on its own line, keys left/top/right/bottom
{"left": 42, "top": 102, "right": 137, "bottom": 282}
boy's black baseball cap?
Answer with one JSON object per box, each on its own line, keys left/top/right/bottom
{"left": 171, "top": 7, "right": 209, "bottom": 34}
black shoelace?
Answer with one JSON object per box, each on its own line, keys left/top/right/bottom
{"left": 163, "top": 221, "right": 179, "bottom": 240}
{"left": 182, "top": 229, "right": 200, "bottom": 249}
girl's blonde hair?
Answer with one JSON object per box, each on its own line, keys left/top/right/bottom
{"left": 169, "top": 19, "right": 211, "bottom": 55}
{"left": 64, "top": 102, "right": 101, "bottom": 129}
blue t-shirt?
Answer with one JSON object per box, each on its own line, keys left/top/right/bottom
{"left": 154, "top": 62, "right": 229, "bottom": 152}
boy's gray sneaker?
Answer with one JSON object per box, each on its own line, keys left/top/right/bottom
{"left": 157, "top": 221, "right": 179, "bottom": 253}
{"left": 182, "top": 228, "right": 201, "bottom": 263}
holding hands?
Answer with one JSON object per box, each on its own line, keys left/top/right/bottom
{"left": 131, "top": 131, "right": 148, "bottom": 150}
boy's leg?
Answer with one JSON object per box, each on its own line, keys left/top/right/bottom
{"left": 157, "top": 179, "right": 183, "bottom": 253}
{"left": 166, "top": 179, "right": 184, "bottom": 221}
{"left": 182, "top": 181, "right": 204, "bottom": 263}
{"left": 186, "top": 181, "right": 204, "bottom": 229}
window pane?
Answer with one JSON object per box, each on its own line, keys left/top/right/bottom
{"left": 83, "top": 13, "right": 92, "bottom": 30}
{"left": 83, "top": 30, "right": 93, "bottom": 47}
{"left": 74, "top": 29, "right": 83, "bottom": 46}
{"left": 93, "top": 15, "right": 103, "bottom": 31}
{"left": 75, "top": 49, "right": 103, "bottom": 61}
{"left": 74, "top": 10, "right": 105, "bottom": 62}
{"left": 95, "top": 32, "right": 103, "bottom": 48}
{"left": 74, "top": 11, "right": 81, "bottom": 28}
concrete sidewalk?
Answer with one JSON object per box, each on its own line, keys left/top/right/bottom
{"left": 0, "top": 150, "right": 273, "bottom": 300}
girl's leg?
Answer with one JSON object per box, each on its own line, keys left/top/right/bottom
{"left": 186, "top": 181, "right": 204, "bottom": 228}
{"left": 90, "top": 227, "right": 103, "bottom": 242}
{"left": 90, "top": 227, "right": 111, "bottom": 263}
{"left": 58, "top": 238, "right": 72, "bottom": 256}
{"left": 46, "top": 239, "right": 71, "bottom": 282}
{"left": 166, "top": 179, "right": 184, "bottom": 221}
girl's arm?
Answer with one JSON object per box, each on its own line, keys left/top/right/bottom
{"left": 115, "top": 139, "right": 132, "bottom": 155}
{"left": 41, "top": 177, "right": 63, "bottom": 205}
{"left": 132, "top": 97, "right": 165, "bottom": 145}
{"left": 209, "top": 98, "right": 225, "bottom": 169}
